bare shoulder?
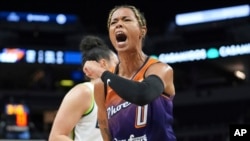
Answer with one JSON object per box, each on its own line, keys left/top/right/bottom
{"left": 73, "top": 83, "right": 92, "bottom": 95}
{"left": 146, "top": 61, "right": 175, "bottom": 96}
{"left": 64, "top": 83, "right": 93, "bottom": 103}
{"left": 146, "top": 61, "right": 173, "bottom": 77}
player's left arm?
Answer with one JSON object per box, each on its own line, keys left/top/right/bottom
{"left": 100, "top": 62, "right": 175, "bottom": 106}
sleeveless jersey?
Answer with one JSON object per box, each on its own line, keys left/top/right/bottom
{"left": 105, "top": 57, "right": 176, "bottom": 141}
{"left": 72, "top": 82, "right": 103, "bottom": 141}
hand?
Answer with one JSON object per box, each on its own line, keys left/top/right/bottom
{"left": 83, "top": 61, "right": 106, "bottom": 79}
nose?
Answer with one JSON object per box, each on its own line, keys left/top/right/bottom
{"left": 115, "top": 20, "right": 123, "bottom": 28}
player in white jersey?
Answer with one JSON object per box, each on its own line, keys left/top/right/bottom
{"left": 69, "top": 82, "right": 100, "bottom": 141}
{"left": 48, "top": 35, "right": 118, "bottom": 141}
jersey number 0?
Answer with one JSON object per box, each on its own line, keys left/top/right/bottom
{"left": 135, "top": 105, "right": 148, "bottom": 128}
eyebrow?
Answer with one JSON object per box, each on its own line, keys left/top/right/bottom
{"left": 111, "top": 16, "right": 132, "bottom": 21}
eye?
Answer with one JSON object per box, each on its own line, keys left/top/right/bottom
{"left": 110, "top": 21, "right": 116, "bottom": 25}
{"left": 124, "top": 18, "right": 131, "bottom": 22}
{"left": 110, "top": 19, "right": 118, "bottom": 25}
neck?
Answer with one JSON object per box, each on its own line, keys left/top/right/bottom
{"left": 118, "top": 52, "right": 147, "bottom": 78}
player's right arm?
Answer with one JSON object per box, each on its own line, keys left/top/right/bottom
{"left": 94, "top": 78, "right": 111, "bottom": 141}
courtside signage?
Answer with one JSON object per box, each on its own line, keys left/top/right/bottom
{"left": 1, "top": 42, "right": 250, "bottom": 65}
{"left": 158, "top": 42, "right": 250, "bottom": 63}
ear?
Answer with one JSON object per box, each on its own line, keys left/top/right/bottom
{"left": 141, "top": 26, "right": 147, "bottom": 37}
{"left": 98, "top": 59, "right": 107, "bottom": 68}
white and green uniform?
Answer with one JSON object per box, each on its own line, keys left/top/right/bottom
{"left": 72, "top": 82, "right": 103, "bottom": 141}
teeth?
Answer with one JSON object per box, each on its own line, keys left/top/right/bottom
{"left": 116, "top": 31, "right": 123, "bottom": 35}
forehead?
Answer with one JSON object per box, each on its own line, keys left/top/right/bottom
{"left": 111, "top": 7, "right": 135, "bottom": 19}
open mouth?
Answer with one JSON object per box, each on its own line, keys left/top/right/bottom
{"left": 116, "top": 32, "right": 127, "bottom": 42}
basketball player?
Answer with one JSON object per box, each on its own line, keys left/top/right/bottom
{"left": 49, "top": 35, "right": 118, "bottom": 141}
{"left": 83, "top": 5, "right": 176, "bottom": 141}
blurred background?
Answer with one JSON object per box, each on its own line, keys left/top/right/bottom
{"left": 0, "top": 0, "right": 250, "bottom": 140}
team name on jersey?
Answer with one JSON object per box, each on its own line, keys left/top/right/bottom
{"left": 114, "top": 134, "right": 147, "bottom": 141}
{"left": 107, "top": 101, "right": 131, "bottom": 118}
